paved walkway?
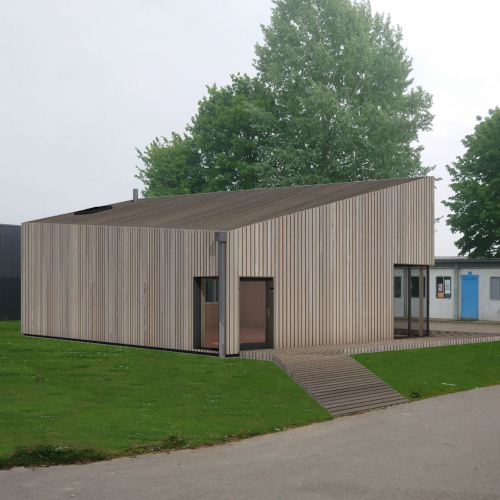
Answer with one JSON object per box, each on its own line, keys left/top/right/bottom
{"left": 2, "top": 386, "right": 499, "bottom": 500}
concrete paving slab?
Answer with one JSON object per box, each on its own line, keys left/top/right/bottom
{"left": 1, "top": 386, "right": 500, "bottom": 500}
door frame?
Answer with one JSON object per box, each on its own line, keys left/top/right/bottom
{"left": 460, "top": 274, "right": 479, "bottom": 320}
{"left": 239, "top": 278, "right": 272, "bottom": 351}
{"left": 193, "top": 277, "right": 220, "bottom": 351}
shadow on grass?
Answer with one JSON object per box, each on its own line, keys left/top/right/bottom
{"left": 0, "top": 444, "right": 108, "bottom": 469}
{"left": 0, "top": 427, "right": 310, "bottom": 470}
{"left": 0, "top": 435, "right": 191, "bottom": 469}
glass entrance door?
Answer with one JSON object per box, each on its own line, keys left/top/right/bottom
{"left": 201, "top": 278, "right": 219, "bottom": 348}
{"left": 240, "top": 279, "right": 270, "bottom": 350}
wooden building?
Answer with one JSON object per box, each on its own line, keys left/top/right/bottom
{"left": 22, "top": 177, "right": 434, "bottom": 356}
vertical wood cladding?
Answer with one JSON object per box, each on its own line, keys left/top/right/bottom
{"left": 22, "top": 177, "right": 433, "bottom": 354}
{"left": 22, "top": 225, "right": 218, "bottom": 352}
{"left": 226, "top": 177, "right": 434, "bottom": 350}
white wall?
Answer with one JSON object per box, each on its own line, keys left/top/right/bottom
{"left": 394, "top": 265, "right": 500, "bottom": 321}
{"left": 429, "top": 268, "right": 455, "bottom": 319}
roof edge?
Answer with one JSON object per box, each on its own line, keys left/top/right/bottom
{"left": 229, "top": 176, "right": 428, "bottom": 230}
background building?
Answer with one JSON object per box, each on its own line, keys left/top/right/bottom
{"left": 0, "top": 224, "right": 21, "bottom": 320}
{"left": 395, "top": 258, "right": 500, "bottom": 322}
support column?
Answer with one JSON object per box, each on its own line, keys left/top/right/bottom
{"left": 419, "top": 265, "right": 424, "bottom": 337}
{"left": 215, "top": 231, "right": 227, "bottom": 358}
{"left": 407, "top": 265, "right": 412, "bottom": 337}
{"left": 426, "top": 265, "right": 430, "bottom": 336}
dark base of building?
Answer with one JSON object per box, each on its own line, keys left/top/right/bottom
{"left": 22, "top": 333, "right": 240, "bottom": 357}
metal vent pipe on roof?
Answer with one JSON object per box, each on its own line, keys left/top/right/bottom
{"left": 133, "top": 189, "right": 139, "bottom": 202}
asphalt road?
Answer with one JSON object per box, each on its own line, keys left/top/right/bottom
{"left": 2, "top": 385, "right": 500, "bottom": 500}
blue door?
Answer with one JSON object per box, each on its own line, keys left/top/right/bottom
{"left": 461, "top": 275, "right": 479, "bottom": 320}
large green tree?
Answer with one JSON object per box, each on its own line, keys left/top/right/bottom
{"left": 137, "top": 0, "right": 434, "bottom": 196}
{"left": 443, "top": 108, "right": 500, "bottom": 257}
{"left": 252, "top": 0, "right": 434, "bottom": 186}
{"left": 137, "top": 75, "right": 272, "bottom": 196}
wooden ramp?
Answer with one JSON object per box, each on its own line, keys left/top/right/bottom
{"left": 274, "top": 353, "right": 408, "bottom": 416}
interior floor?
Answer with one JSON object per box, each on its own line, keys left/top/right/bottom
{"left": 202, "top": 327, "right": 266, "bottom": 348}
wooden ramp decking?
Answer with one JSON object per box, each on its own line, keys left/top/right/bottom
{"left": 240, "top": 330, "right": 500, "bottom": 416}
{"left": 273, "top": 353, "right": 408, "bottom": 416}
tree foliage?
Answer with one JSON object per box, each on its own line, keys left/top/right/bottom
{"left": 136, "top": 133, "right": 203, "bottom": 197}
{"left": 443, "top": 108, "right": 500, "bottom": 257}
{"left": 136, "top": 75, "right": 271, "bottom": 196}
{"left": 253, "top": 0, "right": 434, "bottom": 186}
{"left": 137, "top": 0, "right": 434, "bottom": 196}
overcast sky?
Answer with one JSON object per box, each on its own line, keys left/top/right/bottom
{"left": 1, "top": 0, "right": 499, "bottom": 256}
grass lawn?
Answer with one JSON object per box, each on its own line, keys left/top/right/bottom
{"left": 0, "top": 321, "right": 330, "bottom": 466}
{"left": 353, "top": 341, "right": 500, "bottom": 400}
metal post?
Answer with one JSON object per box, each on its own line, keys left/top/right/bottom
{"left": 426, "top": 265, "right": 430, "bottom": 336}
{"left": 215, "top": 231, "right": 227, "bottom": 358}
{"left": 407, "top": 265, "right": 412, "bottom": 337}
{"left": 419, "top": 265, "right": 424, "bottom": 336}
{"left": 453, "top": 265, "right": 459, "bottom": 320}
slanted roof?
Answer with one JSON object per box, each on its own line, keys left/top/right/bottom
{"left": 30, "top": 177, "right": 419, "bottom": 230}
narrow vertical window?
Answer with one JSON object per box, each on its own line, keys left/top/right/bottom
{"left": 394, "top": 276, "right": 401, "bottom": 298}
{"left": 201, "top": 278, "right": 219, "bottom": 348}
{"left": 411, "top": 276, "right": 426, "bottom": 298}
{"left": 490, "top": 277, "right": 500, "bottom": 300}
{"left": 193, "top": 278, "right": 219, "bottom": 350}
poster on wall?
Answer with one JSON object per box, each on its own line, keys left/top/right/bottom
{"left": 436, "top": 276, "right": 451, "bottom": 299}
{"left": 444, "top": 277, "right": 452, "bottom": 298}
{"left": 436, "top": 276, "right": 452, "bottom": 299}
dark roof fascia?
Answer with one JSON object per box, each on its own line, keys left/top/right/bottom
{"left": 434, "top": 257, "right": 500, "bottom": 267}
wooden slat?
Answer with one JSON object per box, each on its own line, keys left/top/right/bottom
{"left": 229, "top": 177, "right": 434, "bottom": 351}
{"left": 21, "top": 224, "right": 218, "bottom": 353}
{"left": 275, "top": 353, "right": 408, "bottom": 416}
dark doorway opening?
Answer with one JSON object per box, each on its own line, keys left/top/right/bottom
{"left": 193, "top": 277, "right": 219, "bottom": 350}
{"left": 239, "top": 278, "right": 272, "bottom": 350}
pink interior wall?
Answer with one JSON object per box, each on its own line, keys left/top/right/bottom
{"left": 240, "top": 281, "right": 266, "bottom": 329}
